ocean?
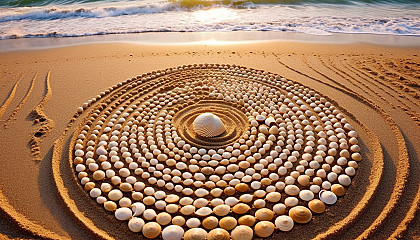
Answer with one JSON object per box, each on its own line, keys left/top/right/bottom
{"left": 0, "top": 0, "right": 419, "bottom": 40}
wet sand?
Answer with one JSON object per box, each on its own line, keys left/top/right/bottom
{"left": 0, "top": 40, "right": 419, "bottom": 240}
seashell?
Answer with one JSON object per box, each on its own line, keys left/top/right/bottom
{"left": 239, "top": 194, "right": 253, "bottom": 203}
{"left": 289, "top": 206, "right": 312, "bottom": 224}
{"left": 219, "top": 216, "right": 237, "bottom": 230}
{"left": 253, "top": 199, "right": 266, "bottom": 208}
{"left": 285, "top": 196, "right": 299, "bottom": 207}
{"left": 297, "top": 175, "right": 310, "bottom": 186}
{"left": 308, "top": 199, "right": 325, "bottom": 214}
{"left": 119, "top": 197, "right": 132, "bottom": 207}
{"left": 193, "top": 113, "right": 226, "bottom": 137}
{"left": 233, "top": 203, "right": 250, "bottom": 214}
{"left": 195, "top": 189, "right": 209, "bottom": 197}
{"left": 299, "top": 190, "right": 314, "bottom": 201}
{"left": 196, "top": 207, "right": 212, "bottom": 217}
{"left": 338, "top": 174, "right": 352, "bottom": 186}
{"left": 143, "top": 209, "right": 157, "bottom": 220}
{"left": 319, "top": 190, "right": 337, "bottom": 205}
{"left": 273, "top": 203, "right": 287, "bottom": 215}
{"left": 214, "top": 204, "right": 231, "bottom": 216}
{"left": 235, "top": 183, "right": 249, "bottom": 192}
{"left": 275, "top": 215, "right": 294, "bottom": 232}
{"left": 202, "top": 216, "right": 219, "bottom": 230}
{"left": 255, "top": 221, "right": 275, "bottom": 238}
{"left": 255, "top": 208, "right": 274, "bottom": 221}
{"left": 238, "top": 215, "right": 256, "bottom": 226}
{"left": 128, "top": 217, "right": 145, "bottom": 232}
{"left": 180, "top": 205, "right": 196, "bottom": 215}
{"left": 142, "top": 222, "right": 162, "bottom": 239}
{"left": 208, "top": 228, "right": 230, "bottom": 240}
{"left": 165, "top": 194, "right": 180, "bottom": 203}
{"left": 172, "top": 216, "right": 186, "bottom": 226}
{"left": 162, "top": 225, "right": 184, "bottom": 240}
{"left": 284, "top": 185, "right": 300, "bottom": 196}
{"left": 108, "top": 189, "right": 123, "bottom": 201}
{"left": 231, "top": 225, "right": 254, "bottom": 240}
{"left": 96, "top": 146, "right": 107, "bottom": 155}
{"left": 156, "top": 212, "right": 172, "bottom": 225}
{"left": 104, "top": 201, "right": 117, "bottom": 211}
{"left": 331, "top": 184, "right": 346, "bottom": 196}
{"left": 186, "top": 218, "right": 201, "bottom": 228}
{"left": 225, "top": 197, "right": 239, "bottom": 206}
{"left": 115, "top": 207, "right": 132, "bottom": 221}
{"left": 266, "top": 192, "right": 281, "bottom": 203}
{"left": 184, "top": 228, "right": 208, "bottom": 240}
{"left": 166, "top": 204, "right": 179, "bottom": 214}
{"left": 193, "top": 198, "right": 209, "bottom": 208}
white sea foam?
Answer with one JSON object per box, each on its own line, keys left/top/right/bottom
{"left": 0, "top": 0, "right": 419, "bottom": 39}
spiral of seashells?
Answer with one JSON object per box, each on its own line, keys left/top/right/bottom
{"left": 71, "top": 64, "right": 363, "bottom": 239}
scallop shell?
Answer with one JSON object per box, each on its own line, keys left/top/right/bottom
{"left": 319, "top": 190, "right": 338, "bottom": 205}
{"left": 184, "top": 228, "right": 208, "bottom": 240}
{"left": 128, "top": 217, "right": 145, "bottom": 232}
{"left": 231, "top": 225, "right": 254, "bottom": 240}
{"left": 308, "top": 199, "right": 326, "bottom": 214}
{"left": 142, "top": 222, "right": 162, "bottom": 239}
{"left": 162, "top": 225, "right": 184, "bottom": 240}
{"left": 208, "top": 228, "right": 230, "bottom": 240}
{"left": 193, "top": 113, "right": 226, "bottom": 137}
{"left": 275, "top": 215, "right": 294, "bottom": 232}
{"left": 115, "top": 207, "right": 132, "bottom": 221}
{"left": 255, "top": 221, "right": 275, "bottom": 238}
{"left": 289, "top": 206, "right": 312, "bottom": 224}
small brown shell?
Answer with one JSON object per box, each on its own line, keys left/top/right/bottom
{"left": 331, "top": 184, "right": 346, "bottom": 196}
{"left": 255, "top": 208, "right": 274, "bottom": 221}
{"left": 213, "top": 204, "right": 231, "bottom": 216}
{"left": 184, "top": 228, "right": 208, "bottom": 240}
{"left": 232, "top": 203, "right": 251, "bottom": 214}
{"left": 219, "top": 217, "right": 237, "bottom": 230}
{"left": 235, "top": 183, "right": 249, "bottom": 192}
{"left": 308, "top": 199, "right": 325, "bottom": 214}
{"left": 207, "top": 228, "right": 230, "bottom": 240}
{"left": 254, "top": 221, "right": 275, "bottom": 238}
{"left": 142, "top": 222, "right": 162, "bottom": 239}
{"left": 202, "top": 216, "right": 219, "bottom": 230}
{"left": 238, "top": 215, "right": 256, "bottom": 226}
{"left": 289, "top": 206, "right": 312, "bottom": 224}
{"left": 231, "top": 225, "right": 254, "bottom": 240}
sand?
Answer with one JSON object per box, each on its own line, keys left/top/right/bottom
{"left": 0, "top": 38, "right": 419, "bottom": 240}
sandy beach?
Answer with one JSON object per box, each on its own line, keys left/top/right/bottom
{"left": 0, "top": 37, "right": 419, "bottom": 240}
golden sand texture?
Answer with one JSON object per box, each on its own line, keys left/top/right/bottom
{"left": 0, "top": 41, "right": 419, "bottom": 240}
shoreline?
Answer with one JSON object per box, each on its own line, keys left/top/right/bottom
{"left": 1, "top": 31, "right": 419, "bottom": 53}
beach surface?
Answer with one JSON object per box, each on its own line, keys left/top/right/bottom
{"left": 0, "top": 38, "right": 420, "bottom": 240}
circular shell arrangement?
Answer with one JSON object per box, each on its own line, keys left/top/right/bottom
{"left": 70, "top": 64, "right": 362, "bottom": 239}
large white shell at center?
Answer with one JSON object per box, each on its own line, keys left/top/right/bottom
{"left": 193, "top": 113, "right": 226, "bottom": 138}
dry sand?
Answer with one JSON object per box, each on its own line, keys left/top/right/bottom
{"left": 0, "top": 39, "right": 419, "bottom": 240}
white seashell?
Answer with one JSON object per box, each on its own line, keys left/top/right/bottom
{"left": 196, "top": 207, "right": 212, "bottom": 216}
{"left": 96, "top": 146, "right": 107, "bottom": 155}
{"left": 338, "top": 174, "right": 352, "bottom": 186}
{"left": 239, "top": 194, "right": 253, "bottom": 203}
{"left": 128, "top": 217, "right": 145, "bottom": 232}
{"left": 162, "top": 225, "right": 184, "bottom": 240}
{"left": 195, "top": 189, "right": 209, "bottom": 197}
{"left": 273, "top": 203, "right": 287, "bottom": 215}
{"left": 284, "top": 197, "right": 299, "bottom": 207}
{"left": 299, "top": 190, "right": 314, "bottom": 201}
{"left": 193, "top": 113, "right": 226, "bottom": 137}
{"left": 275, "top": 215, "right": 294, "bottom": 232}
{"left": 131, "top": 202, "right": 146, "bottom": 216}
{"left": 284, "top": 185, "right": 300, "bottom": 196}
{"left": 186, "top": 218, "right": 201, "bottom": 228}
{"left": 319, "top": 190, "right": 337, "bottom": 205}
{"left": 266, "top": 192, "right": 281, "bottom": 203}
{"left": 115, "top": 207, "right": 132, "bottom": 221}
{"left": 143, "top": 209, "right": 157, "bottom": 220}
{"left": 225, "top": 197, "right": 239, "bottom": 206}
{"left": 108, "top": 189, "right": 123, "bottom": 201}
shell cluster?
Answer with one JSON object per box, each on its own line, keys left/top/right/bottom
{"left": 71, "top": 64, "right": 362, "bottom": 239}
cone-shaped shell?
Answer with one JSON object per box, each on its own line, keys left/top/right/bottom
{"left": 219, "top": 217, "right": 237, "bottom": 230}
{"left": 142, "top": 222, "right": 162, "bottom": 238}
{"left": 202, "top": 216, "right": 219, "bottom": 230}
{"left": 238, "top": 215, "right": 256, "bottom": 226}
{"left": 255, "top": 208, "right": 274, "bottom": 221}
{"left": 184, "top": 228, "right": 208, "bottom": 240}
{"left": 308, "top": 199, "right": 326, "bottom": 214}
{"left": 208, "top": 228, "right": 230, "bottom": 240}
{"left": 214, "top": 204, "right": 231, "bottom": 216}
{"left": 231, "top": 225, "right": 254, "bottom": 240}
{"left": 319, "top": 190, "right": 337, "bottom": 205}
{"left": 255, "top": 221, "right": 275, "bottom": 237}
{"left": 289, "top": 206, "right": 312, "bottom": 224}
{"left": 193, "top": 113, "right": 226, "bottom": 137}
{"left": 162, "top": 225, "right": 184, "bottom": 240}
{"left": 275, "top": 215, "right": 294, "bottom": 232}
